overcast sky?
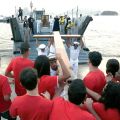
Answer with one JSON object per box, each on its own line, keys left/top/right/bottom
{"left": 0, "top": 0, "right": 120, "bottom": 16}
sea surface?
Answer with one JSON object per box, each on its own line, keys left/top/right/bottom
{"left": 0, "top": 16, "right": 120, "bottom": 57}
{"left": 85, "top": 16, "right": 120, "bottom": 57}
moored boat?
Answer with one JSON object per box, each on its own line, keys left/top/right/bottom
{"left": 9, "top": 9, "right": 93, "bottom": 63}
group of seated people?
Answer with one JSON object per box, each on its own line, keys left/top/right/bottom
{"left": 0, "top": 42, "right": 120, "bottom": 120}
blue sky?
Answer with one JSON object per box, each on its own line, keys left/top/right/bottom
{"left": 0, "top": 0, "right": 120, "bottom": 16}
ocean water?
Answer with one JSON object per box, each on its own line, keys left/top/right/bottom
{"left": 0, "top": 16, "right": 120, "bottom": 57}
{"left": 84, "top": 16, "right": 120, "bottom": 57}
{"left": 0, "top": 22, "right": 13, "bottom": 56}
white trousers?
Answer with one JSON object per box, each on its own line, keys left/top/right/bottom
{"left": 70, "top": 59, "right": 78, "bottom": 79}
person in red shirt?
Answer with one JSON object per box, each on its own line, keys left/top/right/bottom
{"left": 85, "top": 81, "right": 120, "bottom": 120}
{"left": 83, "top": 51, "right": 106, "bottom": 98}
{"left": 86, "top": 58, "right": 120, "bottom": 101}
{"left": 106, "top": 58, "right": 120, "bottom": 82}
{"left": 0, "top": 74, "right": 15, "bottom": 120}
{"left": 10, "top": 68, "right": 52, "bottom": 120}
{"left": 5, "top": 42, "right": 34, "bottom": 96}
{"left": 49, "top": 79, "right": 96, "bottom": 120}
{"left": 34, "top": 55, "right": 71, "bottom": 99}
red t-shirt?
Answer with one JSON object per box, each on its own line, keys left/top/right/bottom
{"left": 93, "top": 102, "right": 120, "bottom": 120}
{"left": 0, "top": 75, "right": 11, "bottom": 112}
{"left": 50, "top": 97, "right": 96, "bottom": 120}
{"left": 83, "top": 69, "right": 106, "bottom": 96}
{"left": 5, "top": 56, "right": 34, "bottom": 96}
{"left": 10, "top": 94, "right": 53, "bottom": 120}
{"left": 38, "top": 75, "right": 58, "bottom": 99}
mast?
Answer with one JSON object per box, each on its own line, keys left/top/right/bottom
{"left": 76, "top": 6, "right": 78, "bottom": 19}
{"left": 30, "top": 1, "right": 33, "bottom": 13}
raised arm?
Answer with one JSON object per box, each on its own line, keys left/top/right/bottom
{"left": 85, "top": 98, "right": 101, "bottom": 120}
{"left": 66, "top": 39, "right": 72, "bottom": 48}
{"left": 53, "top": 82, "right": 66, "bottom": 99}
{"left": 80, "top": 36, "right": 85, "bottom": 49}
{"left": 86, "top": 88, "right": 101, "bottom": 101}
{"left": 36, "top": 39, "right": 39, "bottom": 47}
{"left": 47, "top": 38, "right": 54, "bottom": 48}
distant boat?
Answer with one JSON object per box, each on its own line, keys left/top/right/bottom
{"left": 0, "top": 16, "right": 11, "bottom": 23}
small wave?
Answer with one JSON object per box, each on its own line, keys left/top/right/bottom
{"left": 0, "top": 49, "right": 13, "bottom": 57}
{"left": 102, "top": 54, "right": 120, "bottom": 57}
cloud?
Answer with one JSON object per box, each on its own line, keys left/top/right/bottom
{"left": 0, "top": 0, "right": 119, "bottom": 16}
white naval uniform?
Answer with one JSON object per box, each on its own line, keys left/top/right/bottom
{"left": 69, "top": 46, "right": 80, "bottom": 79}
{"left": 36, "top": 47, "right": 48, "bottom": 56}
{"left": 50, "top": 68, "right": 57, "bottom": 76}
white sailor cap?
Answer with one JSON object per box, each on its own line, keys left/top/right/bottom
{"left": 38, "top": 44, "right": 46, "bottom": 49}
{"left": 73, "top": 41, "right": 79, "bottom": 45}
{"left": 48, "top": 53, "right": 56, "bottom": 60}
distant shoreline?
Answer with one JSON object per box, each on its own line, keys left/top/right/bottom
{"left": 101, "top": 10, "right": 118, "bottom": 16}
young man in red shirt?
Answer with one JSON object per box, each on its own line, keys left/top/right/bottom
{"left": 34, "top": 55, "right": 71, "bottom": 99}
{"left": 49, "top": 79, "right": 96, "bottom": 120}
{"left": 5, "top": 42, "right": 34, "bottom": 96}
{"left": 10, "top": 68, "right": 52, "bottom": 120}
{"left": 83, "top": 51, "right": 106, "bottom": 98}
{"left": 0, "top": 74, "right": 15, "bottom": 120}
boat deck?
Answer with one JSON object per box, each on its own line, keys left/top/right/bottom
{"left": 10, "top": 15, "right": 93, "bottom": 63}
{"left": 13, "top": 34, "right": 89, "bottom": 63}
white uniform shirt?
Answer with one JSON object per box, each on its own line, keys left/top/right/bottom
{"left": 36, "top": 47, "right": 48, "bottom": 56}
{"left": 50, "top": 68, "right": 57, "bottom": 76}
{"left": 70, "top": 46, "right": 80, "bottom": 61}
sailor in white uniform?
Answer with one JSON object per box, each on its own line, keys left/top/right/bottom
{"left": 66, "top": 41, "right": 80, "bottom": 79}
{"left": 48, "top": 53, "right": 59, "bottom": 76}
{"left": 36, "top": 44, "right": 48, "bottom": 56}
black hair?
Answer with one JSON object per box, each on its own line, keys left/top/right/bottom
{"left": 99, "top": 81, "right": 120, "bottom": 111}
{"left": 68, "top": 79, "right": 86, "bottom": 105}
{"left": 20, "top": 42, "right": 30, "bottom": 54}
{"left": 20, "top": 68, "right": 38, "bottom": 90}
{"left": 106, "top": 59, "right": 119, "bottom": 77}
{"left": 34, "top": 55, "right": 50, "bottom": 78}
{"left": 89, "top": 51, "right": 102, "bottom": 67}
